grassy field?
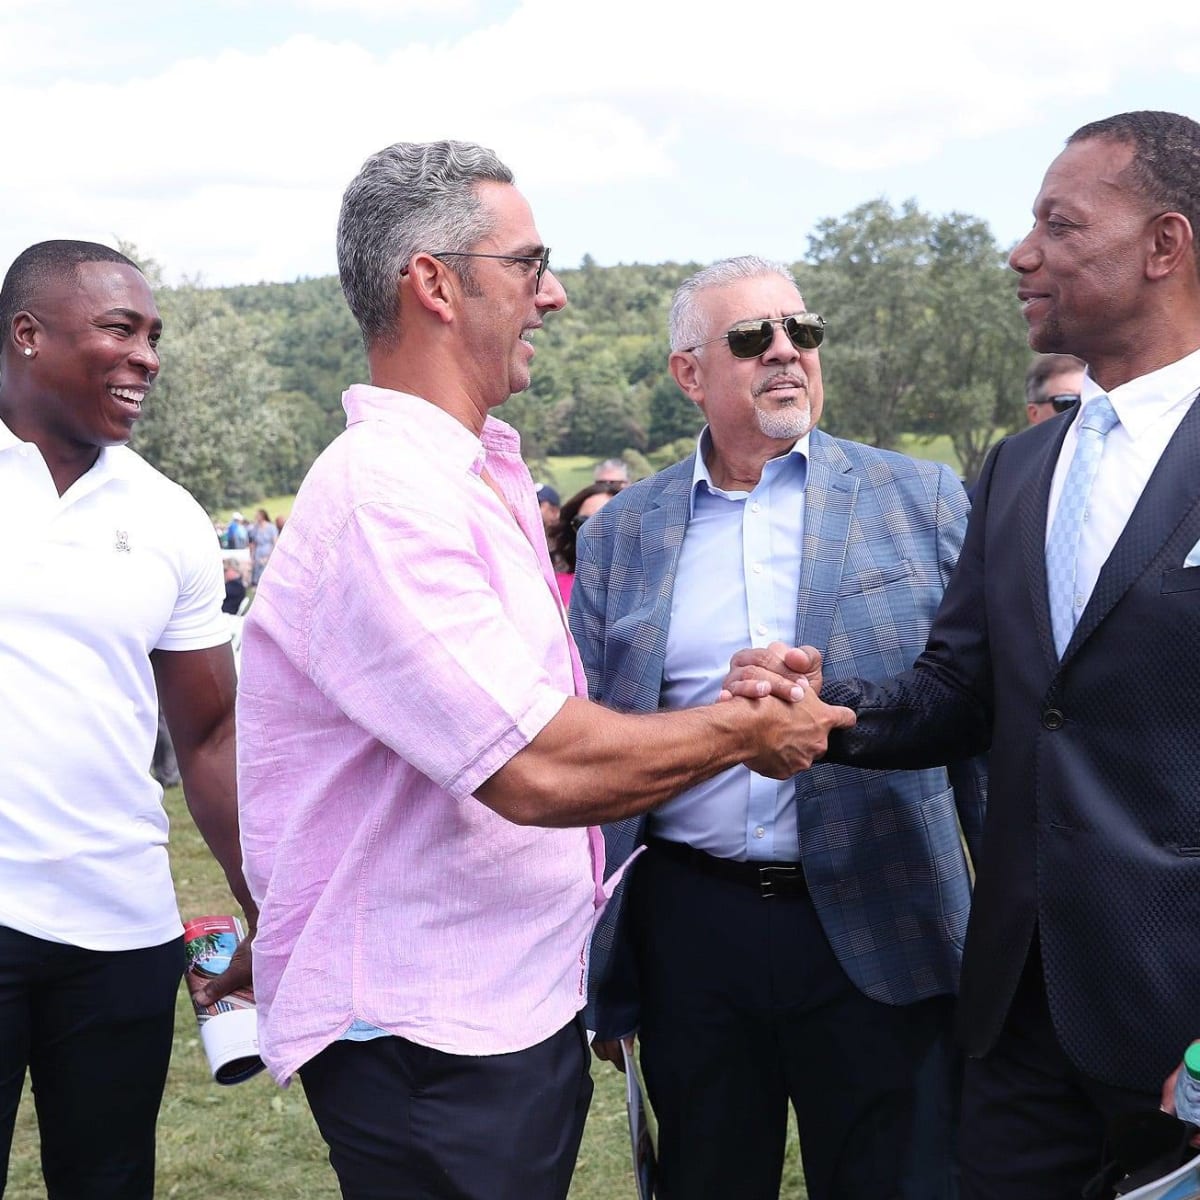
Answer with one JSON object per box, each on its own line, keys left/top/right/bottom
{"left": 5, "top": 788, "right": 810, "bottom": 1198}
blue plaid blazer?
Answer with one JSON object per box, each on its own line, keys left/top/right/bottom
{"left": 570, "top": 431, "right": 987, "bottom": 1039}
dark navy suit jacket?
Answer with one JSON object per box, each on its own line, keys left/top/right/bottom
{"left": 824, "top": 399, "right": 1200, "bottom": 1092}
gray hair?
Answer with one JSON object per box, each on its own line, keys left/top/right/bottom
{"left": 336, "top": 140, "right": 514, "bottom": 348}
{"left": 593, "top": 458, "right": 630, "bottom": 481}
{"left": 668, "top": 256, "right": 800, "bottom": 352}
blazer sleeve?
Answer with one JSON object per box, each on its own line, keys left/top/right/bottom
{"left": 568, "top": 521, "right": 607, "bottom": 703}
{"left": 934, "top": 461, "right": 989, "bottom": 864}
{"left": 824, "top": 446, "right": 999, "bottom": 769}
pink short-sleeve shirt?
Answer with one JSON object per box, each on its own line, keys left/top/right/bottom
{"left": 237, "top": 385, "right": 604, "bottom": 1083}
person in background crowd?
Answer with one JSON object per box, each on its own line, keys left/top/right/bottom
{"left": 575, "top": 256, "right": 982, "bottom": 1200}
{"left": 249, "top": 507, "right": 276, "bottom": 585}
{"left": 593, "top": 457, "right": 630, "bottom": 488}
{"left": 551, "top": 481, "right": 618, "bottom": 606}
{"left": 222, "top": 557, "right": 247, "bottom": 615}
{"left": 0, "top": 239, "right": 254, "bottom": 1199}
{"left": 224, "top": 510, "right": 249, "bottom": 548}
{"left": 536, "top": 481, "right": 561, "bottom": 538}
{"left": 236, "top": 139, "right": 854, "bottom": 1200}
{"left": 1025, "top": 352, "right": 1085, "bottom": 425}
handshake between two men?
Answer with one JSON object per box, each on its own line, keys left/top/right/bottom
{"left": 473, "top": 643, "right": 849, "bottom": 832}
{"left": 720, "top": 642, "right": 843, "bottom": 777}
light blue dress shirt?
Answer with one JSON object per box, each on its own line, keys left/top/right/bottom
{"left": 648, "top": 428, "right": 808, "bottom": 862}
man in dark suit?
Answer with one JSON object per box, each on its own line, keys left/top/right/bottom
{"left": 726, "top": 111, "right": 1200, "bottom": 1198}
{"left": 571, "top": 256, "right": 986, "bottom": 1200}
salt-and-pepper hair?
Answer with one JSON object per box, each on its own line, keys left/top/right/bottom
{"left": 336, "top": 140, "right": 514, "bottom": 348}
{"left": 668, "top": 256, "right": 800, "bottom": 352}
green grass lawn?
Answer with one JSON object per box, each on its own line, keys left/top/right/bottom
{"left": 5, "top": 787, "right": 809, "bottom": 1198}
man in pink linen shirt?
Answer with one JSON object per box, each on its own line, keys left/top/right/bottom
{"left": 236, "top": 139, "right": 856, "bottom": 1200}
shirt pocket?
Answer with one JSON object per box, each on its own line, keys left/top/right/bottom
{"left": 838, "top": 558, "right": 915, "bottom": 598}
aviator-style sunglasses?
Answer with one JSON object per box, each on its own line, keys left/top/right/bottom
{"left": 686, "top": 313, "right": 827, "bottom": 359}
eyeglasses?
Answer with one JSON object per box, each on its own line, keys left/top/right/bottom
{"left": 405, "top": 248, "right": 552, "bottom": 290}
{"left": 686, "top": 313, "right": 826, "bottom": 359}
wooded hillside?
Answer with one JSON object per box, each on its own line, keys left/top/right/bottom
{"left": 131, "top": 198, "right": 1031, "bottom": 511}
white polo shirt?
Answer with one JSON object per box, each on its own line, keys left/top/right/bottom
{"left": 0, "top": 418, "right": 229, "bottom": 951}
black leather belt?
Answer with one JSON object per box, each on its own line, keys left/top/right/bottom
{"left": 647, "top": 837, "right": 807, "bottom": 899}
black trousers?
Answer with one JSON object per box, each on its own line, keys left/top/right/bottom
{"left": 629, "top": 843, "right": 960, "bottom": 1200}
{"left": 0, "top": 925, "right": 184, "bottom": 1200}
{"left": 959, "top": 942, "right": 1161, "bottom": 1200}
{"left": 298, "top": 1015, "right": 594, "bottom": 1200}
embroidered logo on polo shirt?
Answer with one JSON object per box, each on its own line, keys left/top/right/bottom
{"left": 115, "top": 530, "right": 131, "bottom": 553}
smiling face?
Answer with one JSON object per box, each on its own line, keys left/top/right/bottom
{"left": 1009, "top": 137, "right": 1159, "bottom": 385}
{"left": 671, "top": 273, "right": 823, "bottom": 467}
{"left": 454, "top": 181, "right": 566, "bottom": 413}
{"left": 19, "top": 260, "right": 161, "bottom": 459}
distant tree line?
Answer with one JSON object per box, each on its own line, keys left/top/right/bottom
{"left": 128, "top": 198, "right": 1032, "bottom": 512}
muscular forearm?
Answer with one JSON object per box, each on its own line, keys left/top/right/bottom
{"left": 477, "top": 691, "right": 853, "bottom": 827}
{"left": 178, "top": 730, "right": 258, "bottom": 925}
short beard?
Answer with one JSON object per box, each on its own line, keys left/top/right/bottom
{"left": 755, "top": 399, "right": 812, "bottom": 441}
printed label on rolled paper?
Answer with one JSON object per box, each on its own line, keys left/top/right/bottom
{"left": 183, "top": 915, "right": 265, "bottom": 1085}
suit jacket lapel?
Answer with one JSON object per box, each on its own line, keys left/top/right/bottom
{"left": 795, "top": 432, "right": 857, "bottom": 651}
{"left": 633, "top": 461, "right": 694, "bottom": 700}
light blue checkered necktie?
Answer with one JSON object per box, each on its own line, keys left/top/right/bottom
{"left": 1045, "top": 394, "right": 1119, "bottom": 657}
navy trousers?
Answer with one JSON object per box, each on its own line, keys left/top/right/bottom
{"left": 959, "top": 941, "right": 1162, "bottom": 1200}
{"left": 299, "top": 1015, "right": 594, "bottom": 1200}
{"left": 0, "top": 925, "right": 184, "bottom": 1200}
{"left": 628, "top": 843, "right": 961, "bottom": 1200}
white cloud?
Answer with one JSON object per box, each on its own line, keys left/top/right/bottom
{"left": 2, "top": 0, "right": 1199, "bottom": 283}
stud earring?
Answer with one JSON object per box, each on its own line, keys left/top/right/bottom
{"left": 23, "top": 347, "right": 33, "bottom": 357}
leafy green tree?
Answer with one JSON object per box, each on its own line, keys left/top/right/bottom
{"left": 647, "top": 370, "right": 703, "bottom": 446}
{"left": 255, "top": 390, "right": 330, "bottom": 497}
{"left": 804, "top": 199, "right": 1026, "bottom": 478}
{"left": 919, "top": 216, "right": 1030, "bottom": 483}
{"left": 133, "top": 285, "right": 283, "bottom": 512}
{"left": 802, "top": 199, "right": 939, "bottom": 448}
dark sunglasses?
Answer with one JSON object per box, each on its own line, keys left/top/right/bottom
{"left": 401, "top": 248, "right": 551, "bottom": 290}
{"left": 687, "top": 313, "right": 826, "bottom": 359}
{"left": 1047, "top": 392, "right": 1080, "bottom": 414}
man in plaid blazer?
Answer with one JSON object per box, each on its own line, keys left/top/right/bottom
{"left": 570, "top": 256, "right": 986, "bottom": 1200}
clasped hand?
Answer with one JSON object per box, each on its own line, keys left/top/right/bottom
{"left": 720, "top": 642, "right": 853, "bottom": 777}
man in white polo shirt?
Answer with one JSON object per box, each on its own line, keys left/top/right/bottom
{"left": 0, "top": 240, "right": 255, "bottom": 1200}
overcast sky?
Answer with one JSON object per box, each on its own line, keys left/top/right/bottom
{"left": 3, "top": 0, "right": 1198, "bottom": 288}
